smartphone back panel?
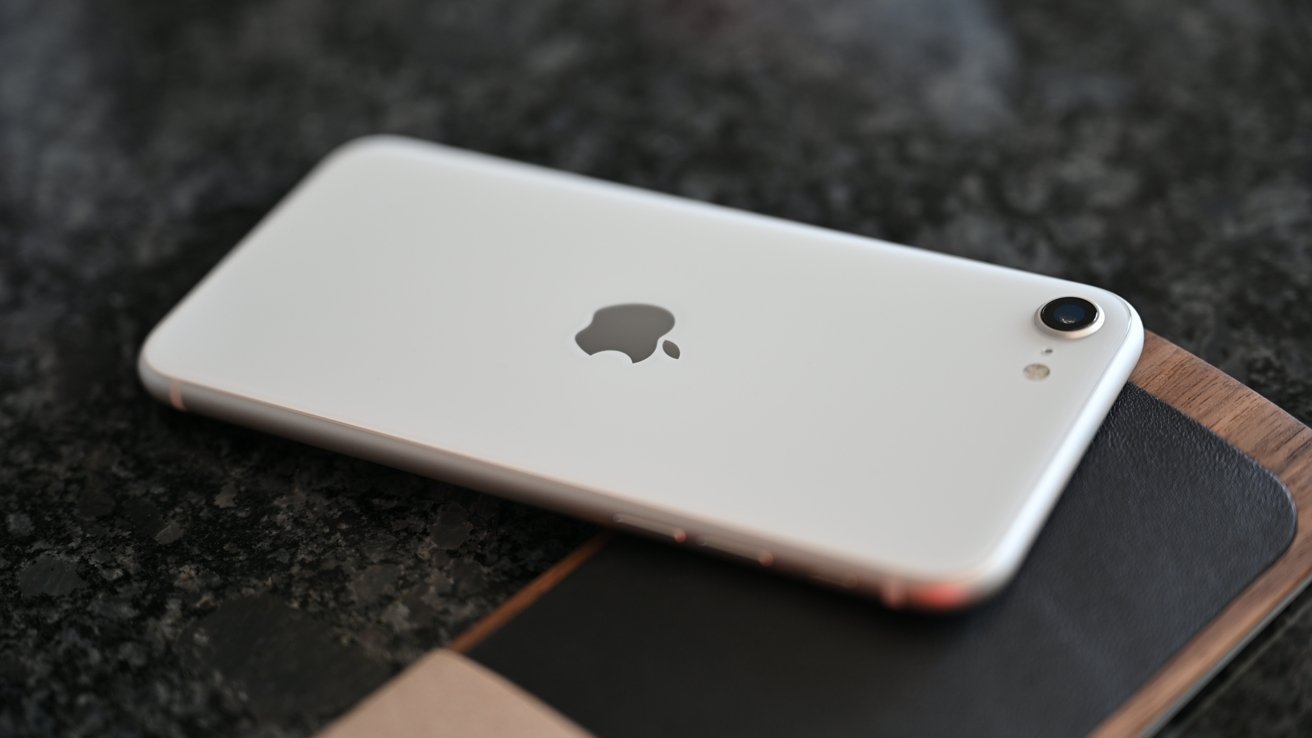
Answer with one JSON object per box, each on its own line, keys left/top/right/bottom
{"left": 140, "top": 137, "right": 1142, "bottom": 605}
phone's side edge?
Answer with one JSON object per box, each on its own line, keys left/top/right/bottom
{"left": 134, "top": 365, "right": 1000, "bottom": 609}
{"left": 920, "top": 295, "right": 1147, "bottom": 608}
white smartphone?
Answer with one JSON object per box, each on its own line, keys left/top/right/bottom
{"left": 140, "top": 136, "right": 1142, "bottom": 609}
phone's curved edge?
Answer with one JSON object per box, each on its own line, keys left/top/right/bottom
{"left": 917, "top": 292, "right": 1147, "bottom": 609}
{"left": 142, "top": 371, "right": 1016, "bottom": 611}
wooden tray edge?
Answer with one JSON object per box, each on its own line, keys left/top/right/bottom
{"left": 1093, "top": 333, "right": 1312, "bottom": 736}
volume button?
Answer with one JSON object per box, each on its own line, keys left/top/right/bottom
{"left": 613, "top": 514, "right": 688, "bottom": 543}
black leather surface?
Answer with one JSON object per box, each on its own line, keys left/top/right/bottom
{"left": 469, "top": 386, "right": 1296, "bottom": 738}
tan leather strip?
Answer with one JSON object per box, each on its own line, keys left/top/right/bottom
{"left": 317, "top": 649, "right": 594, "bottom": 738}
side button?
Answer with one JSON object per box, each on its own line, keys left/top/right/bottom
{"left": 696, "top": 535, "right": 774, "bottom": 567}
{"left": 613, "top": 514, "right": 687, "bottom": 543}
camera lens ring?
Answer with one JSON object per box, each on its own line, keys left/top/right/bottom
{"left": 1036, "top": 296, "right": 1103, "bottom": 338}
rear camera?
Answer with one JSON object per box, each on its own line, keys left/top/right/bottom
{"left": 1037, "top": 297, "right": 1102, "bottom": 338}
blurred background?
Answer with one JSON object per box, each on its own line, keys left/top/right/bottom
{"left": 1, "top": 1, "right": 1309, "bottom": 736}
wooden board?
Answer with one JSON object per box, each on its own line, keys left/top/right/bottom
{"left": 339, "top": 333, "right": 1312, "bottom": 737}
{"left": 1092, "top": 333, "right": 1312, "bottom": 735}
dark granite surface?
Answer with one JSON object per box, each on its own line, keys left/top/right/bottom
{"left": 0, "top": 1, "right": 1309, "bottom": 736}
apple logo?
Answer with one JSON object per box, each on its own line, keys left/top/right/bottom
{"left": 575, "top": 304, "right": 680, "bottom": 363}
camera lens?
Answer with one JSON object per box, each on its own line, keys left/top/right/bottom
{"left": 1037, "top": 297, "right": 1102, "bottom": 337}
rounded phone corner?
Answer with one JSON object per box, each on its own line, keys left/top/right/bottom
{"left": 872, "top": 525, "right": 1034, "bottom": 611}
{"left": 899, "top": 551, "right": 1022, "bottom": 612}
{"left": 1097, "top": 289, "right": 1146, "bottom": 378}
{"left": 1090, "top": 286, "right": 1145, "bottom": 342}
{"left": 318, "top": 134, "right": 432, "bottom": 172}
{"left": 137, "top": 330, "right": 180, "bottom": 409}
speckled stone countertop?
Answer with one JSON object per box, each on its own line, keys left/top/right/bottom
{"left": 1, "top": 1, "right": 1309, "bottom": 736}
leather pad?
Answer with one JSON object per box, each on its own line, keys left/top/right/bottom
{"left": 469, "top": 386, "right": 1296, "bottom": 737}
